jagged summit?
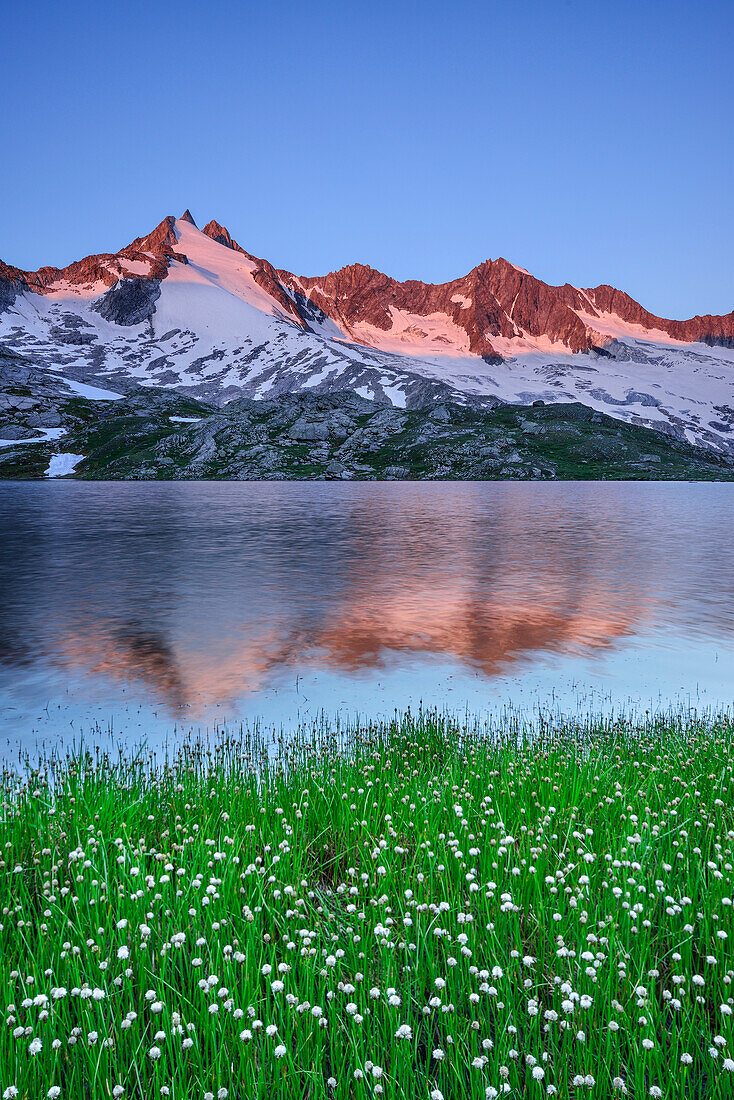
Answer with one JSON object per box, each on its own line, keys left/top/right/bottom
{"left": 0, "top": 211, "right": 732, "bottom": 456}
{"left": 202, "top": 219, "right": 234, "bottom": 249}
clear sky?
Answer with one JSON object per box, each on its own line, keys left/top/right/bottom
{"left": 2, "top": 0, "right": 732, "bottom": 319}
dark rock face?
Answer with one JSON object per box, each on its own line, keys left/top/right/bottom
{"left": 0, "top": 277, "right": 16, "bottom": 316}
{"left": 48, "top": 325, "right": 96, "bottom": 345}
{"left": 92, "top": 279, "right": 162, "bottom": 327}
{"left": 26, "top": 409, "right": 63, "bottom": 428}
{"left": 0, "top": 423, "right": 39, "bottom": 440}
{"left": 325, "top": 458, "right": 348, "bottom": 478}
{"left": 288, "top": 418, "right": 333, "bottom": 442}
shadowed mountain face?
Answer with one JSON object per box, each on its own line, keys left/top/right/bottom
{"left": 1, "top": 482, "right": 734, "bottom": 722}
{"left": 1, "top": 213, "right": 733, "bottom": 454}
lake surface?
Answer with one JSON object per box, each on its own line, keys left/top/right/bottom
{"left": 1, "top": 481, "right": 732, "bottom": 758}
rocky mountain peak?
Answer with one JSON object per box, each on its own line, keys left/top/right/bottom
{"left": 128, "top": 215, "right": 179, "bottom": 255}
{"left": 1, "top": 210, "right": 734, "bottom": 398}
{"left": 202, "top": 220, "right": 235, "bottom": 250}
{"left": 1, "top": 211, "right": 733, "bottom": 458}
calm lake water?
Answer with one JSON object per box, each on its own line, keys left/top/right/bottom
{"left": 0, "top": 481, "right": 732, "bottom": 757}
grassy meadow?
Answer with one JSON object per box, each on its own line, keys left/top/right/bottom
{"left": 1, "top": 711, "right": 734, "bottom": 1099}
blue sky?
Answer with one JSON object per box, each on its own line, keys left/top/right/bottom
{"left": 2, "top": 0, "right": 732, "bottom": 318}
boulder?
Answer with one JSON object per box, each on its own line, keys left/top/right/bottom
{"left": 0, "top": 424, "right": 40, "bottom": 440}
{"left": 0, "top": 394, "right": 38, "bottom": 411}
{"left": 26, "top": 410, "right": 63, "bottom": 428}
{"left": 288, "top": 415, "right": 353, "bottom": 442}
{"left": 288, "top": 418, "right": 331, "bottom": 442}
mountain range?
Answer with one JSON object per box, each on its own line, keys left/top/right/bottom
{"left": 1, "top": 210, "right": 733, "bottom": 454}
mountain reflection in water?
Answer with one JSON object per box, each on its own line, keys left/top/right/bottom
{"left": 0, "top": 481, "right": 732, "bottom": 739}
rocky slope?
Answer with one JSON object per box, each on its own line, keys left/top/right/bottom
{"left": 1, "top": 212, "right": 733, "bottom": 455}
{"left": 2, "top": 366, "right": 731, "bottom": 482}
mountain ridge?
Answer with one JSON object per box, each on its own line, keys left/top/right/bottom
{"left": 1, "top": 211, "right": 733, "bottom": 455}
{"left": 3, "top": 211, "right": 732, "bottom": 352}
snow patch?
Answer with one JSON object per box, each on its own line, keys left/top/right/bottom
{"left": 47, "top": 452, "right": 84, "bottom": 477}
{"left": 118, "top": 259, "right": 153, "bottom": 277}
{"left": 354, "top": 307, "right": 472, "bottom": 357}
{"left": 61, "top": 377, "right": 124, "bottom": 401}
{"left": 43, "top": 278, "right": 110, "bottom": 299}
{"left": 378, "top": 379, "right": 407, "bottom": 407}
{"left": 575, "top": 308, "right": 691, "bottom": 346}
{"left": 0, "top": 427, "right": 67, "bottom": 449}
{"left": 484, "top": 331, "right": 577, "bottom": 357}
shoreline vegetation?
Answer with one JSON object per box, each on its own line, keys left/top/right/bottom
{"left": 2, "top": 711, "right": 734, "bottom": 1098}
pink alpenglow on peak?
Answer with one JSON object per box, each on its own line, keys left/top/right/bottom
{"left": 0, "top": 211, "right": 732, "bottom": 455}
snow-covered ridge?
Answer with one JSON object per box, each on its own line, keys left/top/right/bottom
{"left": 0, "top": 213, "right": 733, "bottom": 454}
